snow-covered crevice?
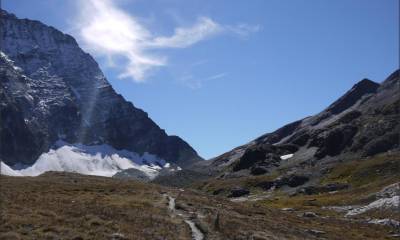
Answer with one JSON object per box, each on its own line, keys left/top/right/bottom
{"left": 1, "top": 141, "right": 177, "bottom": 179}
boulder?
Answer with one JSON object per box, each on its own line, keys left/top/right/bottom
{"left": 256, "top": 181, "right": 275, "bottom": 190}
{"left": 301, "top": 212, "right": 318, "bottom": 218}
{"left": 250, "top": 166, "right": 268, "bottom": 175}
{"left": 275, "top": 175, "right": 309, "bottom": 188}
{"left": 228, "top": 188, "right": 250, "bottom": 198}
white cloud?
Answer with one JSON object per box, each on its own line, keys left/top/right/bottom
{"left": 205, "top": 73, "right": 228, "bottom": 81}
{"left": 74, "top": 0, "right": 259, "bottom": 82}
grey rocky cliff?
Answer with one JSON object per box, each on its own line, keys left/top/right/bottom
{"left": 0, "top": 10, "right": 202, "bottom": 167}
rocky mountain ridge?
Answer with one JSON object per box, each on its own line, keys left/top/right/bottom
{"left": 156, "top": 70, "right": 399, "bottom": 189}
{"left": 205, "top": 70, "right": 399, "bottom": 178}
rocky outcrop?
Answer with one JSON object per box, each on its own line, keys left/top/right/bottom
{"left": 297, "top": 183, "right": 349, "bottom": 195}
{"left": 0, "top": 10, "right": 202, "bottom": 167}
{"left": 232, "top": 143, "right": 298, "bottom": 173}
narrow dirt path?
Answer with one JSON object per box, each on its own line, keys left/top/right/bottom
{"left": 164, "top": 193, "right": 205, "bottom": 240}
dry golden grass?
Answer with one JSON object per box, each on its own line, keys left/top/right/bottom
{"left": 0, "top": 167, "right": 398, "bottom": 240}
{"left": 172, "top": 188, "right": 396, "bottom": 240}
{"left": 187, "top": 154, "right": 400, "bottom": 239}
{"left": 0, "top": 172, "right": 191, "bottom": 240}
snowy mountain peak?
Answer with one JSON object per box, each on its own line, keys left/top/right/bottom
{"left": 0, "top": 10, "right": 202, "bottom": 178}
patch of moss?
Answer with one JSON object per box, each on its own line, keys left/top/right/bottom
{"left": 321, "top": 153, "right": 400, "bottom": 187}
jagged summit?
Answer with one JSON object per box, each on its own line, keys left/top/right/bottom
{"left": 325, "top": 78, "right": 380, "bottom": 115}
{"left": 0, "top": 11, "right": 202, "bottom": 173}
{"left": 0, "top": 9, "right": 15, "bottom": 18}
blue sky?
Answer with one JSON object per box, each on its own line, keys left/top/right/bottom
{"left": 3, "top": 0, "right": 399, "bottom": 159}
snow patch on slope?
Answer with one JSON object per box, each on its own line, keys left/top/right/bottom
{"left": 1, "top": 162, "right": 23, "bottom": 176}
{"left": 1, "top": 141, "right": 172, "bottom": 179}
{"left": 280, "top": 154, "right": 294, "bottom": 160}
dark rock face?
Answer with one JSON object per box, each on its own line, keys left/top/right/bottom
{"left": 233, "top": 148, "right": 272, "bottom": 172}
{"left": 0, "top": 10, "right": 202, "bottom": 167}
{"left": 274, "top": 175, "right": 309, "bottom": 188}
{"left": 0, "top": 91, "right": 38, "bottom": 165}
{"left": 314, "top": 125, "right": 358, "bottom": 159}
{"left": 363, "top": 133, "right": 399, "bottom": 157}
{"left": 0, "top": 55, "right": 43, "bottom": 165}
{"left": 233, "top": 144, "right": 297, "bottom": 174}
{"left": 338, "top": 110, "right": 362, "bottom": 124}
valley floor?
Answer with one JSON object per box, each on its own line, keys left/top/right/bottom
{"left": 0, "top": 172, "right": 398, "bottom": 240}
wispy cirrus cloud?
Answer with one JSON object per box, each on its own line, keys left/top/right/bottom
{"left": 146, "top": 17, "right": 223, "bottom": 49}
{"left": 179, "top": 72, "right": 228, "bottom": 89}
{"left": 74, "top": 0, "right": 259, "bottom": 82}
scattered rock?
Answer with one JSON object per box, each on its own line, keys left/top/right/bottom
{"left": 110, "top": 233, "right": 128, "bottom": 240}
{"left": 376, "top": 182, "right": 400, "bottom": 198}
{"left": 250, "top": 232, "right": 276, "bottom": 240}
{"left": 0, "top": 232, "right": 21, "bottom": 240}
{"left": 275, "top": 175, "right": 309, "bottom": 188}
{"left": 256, "top": 181, "right": 275, "bottom": 190}
{"left": 322, "top": 205, "right": 356, "bottom": 213}
{"left": 281, "top": 208, "right": 295, "bottom": 212}
{"left": 298, "top": 183, "right": 349, "bottom": 195}
{"left": 212, "top": 188, "right": 224, "bottom": 195}
{"left": 306, "top": 229, "right": 326, "bottom": 236}
{"left": 301, "top": 212, "right": 318, "bottom": 218}
{"left": 368, "top": 219, "right": 400, "bottom": 228}
{"left": 346, "top": 196, "right": 400, "bottom": 216}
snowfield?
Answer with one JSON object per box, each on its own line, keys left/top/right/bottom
{"left": 280, "top": 154, "right": 294, "bottom": 160}
{"left": 1, "top": 141, "right": 174, "bottom": 179}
